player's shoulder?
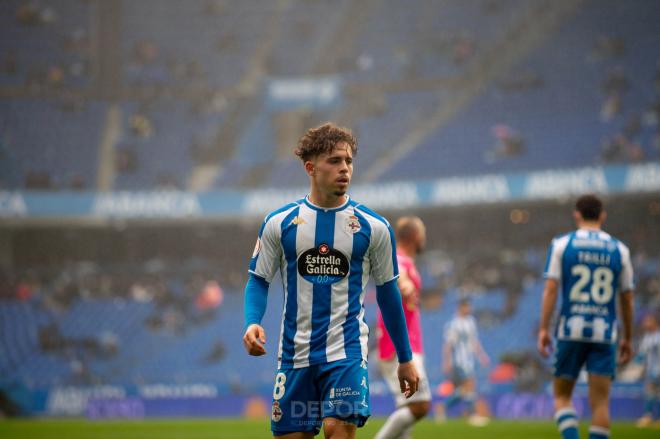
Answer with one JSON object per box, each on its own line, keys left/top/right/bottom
{"left": 263, "top": 199, "right": 304, "bottom": 225}
{"left": 550, "top": 231, "right": 573, "bottom": 246}
{"left": 351, "top": 199, "right": 390, "bottom": 227}
{"left": 608, "top": 233, "right": 630, "bottom": 255}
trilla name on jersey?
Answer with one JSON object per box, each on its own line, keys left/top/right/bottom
{"left": 249, "top": 196, "right": 398, "bottom": 369}
{"left": 544, "top": 229, "right": 634, "bottom": 344}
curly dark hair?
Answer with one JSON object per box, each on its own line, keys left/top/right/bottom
{"left": 294, "top": 122, "right": 357, "bottom": 162}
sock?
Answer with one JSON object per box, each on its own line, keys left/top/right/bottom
{"left": 401, "top": 425, "right": 413, "bottom": 439}
{"left": 464, "top": 392, "right": 476, "bottom": 415}
{"left": 445, "top": 391, "right": 462, "bottom": 409}
{"left": 374, "top": 406, "right": 415, "bottom": 439}
{"left": 555, "top": 407, "right": 579, "bottom": 439}
{"left": 589, "top": 426, "right": 609, "bottom": 439}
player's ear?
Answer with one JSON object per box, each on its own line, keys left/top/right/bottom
{"left": 304, "top": 160, "right": 315, "bottom": 176}
{"left": 599, "top": 211, "right": 607, "bottom": 224}
{"left": 572, "top": 210, "right": 581, "bottom": 224}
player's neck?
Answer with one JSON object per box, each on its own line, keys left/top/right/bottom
{"left": 577, "top": 221, "right": 602, "bottom": 231}
{"left": 307, "top": 189, "right": 348, "bottom": 209}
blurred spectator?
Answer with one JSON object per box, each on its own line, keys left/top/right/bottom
{"left": 485, "top": 124, "right": 526, "bottom": 161}
{"left": 116, "top": 145, "right": 139, "bottom": 173}
{"left": 600, "top": 133, "right": 644, "bottom": 163}
{"left": 133, "top": 40, "right": 159, "bottom": 65}
{"left": 590, "top": 35, "right": 626, "bottom": 60}
{"left": 203, "top": 340, "right": 226, "bottom": 364}
{"left": 497, "top": 71, "right": 544, "bottom": 92}
{"left": 195, "top": 280, "right": 223, "bottom": 311}
{"left": 46, "top": 65, "right": 65, "bottom": 88}
{"left": 68, "top": 174, "right": 86, "bottom": 190}
{"left": 24, "top": 170, "right": 52, "bottom": 189}
{"left": 2, "top": 52, "right": 18, "bottom": 76}
{"left": 600, "top": 93, "right": 622, "bottom": 121}
{"left": 453, "top": 32, "right": 476, "bottom": 65}
{"left": 130, "top": 112, "right": 153, "bottom": 138}
{"left": 602, "top": 66, "right": 630, "bottom": 95}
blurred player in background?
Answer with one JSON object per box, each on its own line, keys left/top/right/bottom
{"left": 538, "top": 194, "right": 634, "bottom": 439}
{"left": 242, "top": 123, "right": 419, "bottom": 439}
{"left": 375, "top": 216, "right": 431, "bottom": 439}
{"left": 437, "top": 298, "right": 490, "bottom": 426}
{"left": 636, "top": 313, "right": 660, "bottom": 427}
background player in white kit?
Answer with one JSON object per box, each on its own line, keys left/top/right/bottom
{"left": 538, "top": 194, "right": 634, "bottom": 439}
{"left": 438, "top": 298, "right": 490, "bottom": 426}
{"left": 636, "top": 314, "right": 660, "bottom": 427}
{"left": 375, "top": 216, "right": 432, "bottom": 439}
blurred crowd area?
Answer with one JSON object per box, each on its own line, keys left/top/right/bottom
{"left": 0, "top": 0, "right": 659, "bottom": 191}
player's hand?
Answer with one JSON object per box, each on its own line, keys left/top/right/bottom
{"left": 618, "top": 339, "right": 632, "bottom": 365}
{"left": 397, "top": 360, "right": 420, "bottom": 398}
{"left": 537, "top": 328, "right": 553, "bottom": 358}
{"left": 243, "top": 324, "right": 266, "bottom": 356}
{"left": 442, "top": 360, "right": 452, "bottom": 375}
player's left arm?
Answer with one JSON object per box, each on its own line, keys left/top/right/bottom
{"left": 538, "top": 238, "right": 562, "bottom": 358}
{"left": 617, "top": 242, "right": 635, "bottom": 365}
{"left": 371, "top": 219, "right": 418, "bottom": 397}
{"left": 618, "top": 290, "right": 634, "bottom": 364}
{"left": 472, "top": 329, "right": 490, "bottom": 367}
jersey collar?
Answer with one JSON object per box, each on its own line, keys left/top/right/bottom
{"left": 303, "top": 195, "right": 351, "bottom": 213}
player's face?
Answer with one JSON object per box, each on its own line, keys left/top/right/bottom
{"left": 310, "top": 143, "right": 353, "bottom": 197}
{"left": 459, "top": 303, "right": 471, "bottom": 316}
{"left": 643, "top": 315, "right": 657, "bottom": 332}
{"left": 414, "top": 223, "right": 427, "bottom": 254}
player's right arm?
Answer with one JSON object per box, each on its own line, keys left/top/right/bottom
{"left": 538, "top": 278, "right": 558, "bottom": 358}
{"left": 538, "top": 237, "right": 562, "bottom": 358}
{"left": 242, "top": 214, "right": 282, "bottom": 356}
{"left": 243, "top": 274, "right": 269, "bottom": 356}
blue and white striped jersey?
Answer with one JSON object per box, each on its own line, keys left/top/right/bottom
{"left": 444, "top": 315, "right": 479, "bottom": 374}
{"left": 639, "top": 330, "right": 660, "bottom": 379}
{"left": 544, "top": 228, "right": 634, "bottom": 344}
{"left": 249, "top": 196, "right": 398, "bottom": 369}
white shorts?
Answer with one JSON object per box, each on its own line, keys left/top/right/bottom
{"left": 378, "top": 353, "right": 432, "bottom": 407}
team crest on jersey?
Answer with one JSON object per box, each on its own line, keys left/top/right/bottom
{"left": 252, "top": 238, "right": 261, "bottom": 258}
{"left": 271, "top": 401, "right": 282, "bottom": 422}
{"left": 345, "top": 215, "right": 361, "bottom": 234}
{"left": 298, "top": 244, "right": 349, "bottom": 285}
{"left": 290, "top": 216, "right": 306, "bottom": 226}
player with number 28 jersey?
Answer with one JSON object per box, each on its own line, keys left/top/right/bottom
{"left": 538, "top": 194, "right": 635, "bottom": 439}
{"left": 544, "top": 228, "right": 633, "bottom": 344}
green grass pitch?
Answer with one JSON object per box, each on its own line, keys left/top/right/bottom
{"left": 1, "top": 418, "right": 658, "bottom": 439}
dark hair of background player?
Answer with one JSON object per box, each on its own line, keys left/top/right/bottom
{"left": 575, "top": 194, "right": 603, "bottom": 221}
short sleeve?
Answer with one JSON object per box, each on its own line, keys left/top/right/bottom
{"left": 444, "top": 321, "right": 457, "bottom": 344}
{"left": 543, "top": 236, "right": 568, "bottom": 280}
{"left": 369, "top": 221, "right": 399, "bottom": 286}
{"left": 248, "top": 217, "right": 281, "bottom": 283}
{"left": 617, "top": 242, "right": 634, "bottom": 292}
